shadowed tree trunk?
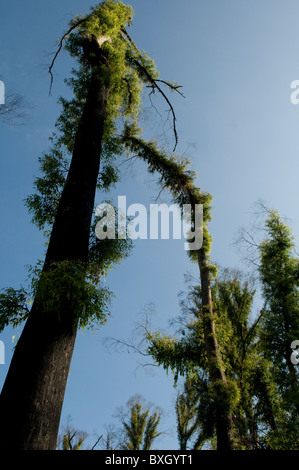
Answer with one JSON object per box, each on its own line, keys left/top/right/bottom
{"left": 0, "top": 38, "right": 110, "bottom": 450}
{"left": 194, "top": 203, "right": 234, "bottom": 450}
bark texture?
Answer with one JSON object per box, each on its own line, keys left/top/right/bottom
{"left": 197, "top": 248, "right": 234, "bottom": 450}
{"left": 0, "top": 38, "right": 110, "bottom": 450}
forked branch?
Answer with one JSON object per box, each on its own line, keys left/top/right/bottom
{"left": 48, "top": 15, "right": 91, "bottom": 95}
{"left": 121, "top": 27, "right": 184, "bottom": 151}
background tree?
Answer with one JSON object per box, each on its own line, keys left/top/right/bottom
{"left": 57, "top": 424, "right": 88, "bottom": 450}
{"left": 144, "top": 269, "right": 282, "bottom": 449}
{"left": 175, "top": 379, "right": 201, "bottom": 450}
{"left": 258, "top": 211, "right": 299, "bottom": 397}
{"left": 121, "top": 129, "right": 234, "bottom": 449}
{"left": 120, "top": 395, "right": 162, "bottom": 450}
{"left": 99, "top": 395, "right": 163, "bottom": 450}
{"left": 257, "top": 209, "right": 299, "bottom": 449}
{"left": 0, "top": 80, "right": 30, "bottom": 125}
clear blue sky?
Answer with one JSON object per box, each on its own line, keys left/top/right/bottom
{"left": 1, "top": 0, "right": 299, "bottom": 449}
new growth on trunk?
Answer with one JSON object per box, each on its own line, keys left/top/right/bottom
{"left": 122, "top": 128, "right": 234, "bottom": 449}
{"left": 0, "top": 24, "right": 111, "bottom": 452}
{"left": 0, "top": 1, "right": 185, "bottom": 450}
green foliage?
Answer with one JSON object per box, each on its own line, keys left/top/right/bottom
{"left": 100, "top": 394, "right": 162, "bottom": 450}
{"left": 145, "top": 271, "right": 288, "bottom": 449}
{"left": 142, "top": 411, "right": 162, "bottom": 451}
{"left": 89, "top": 208, "right": 133, "bottom": 277}
{"left": 57, "top": 425, "right": 88, "bottom": 450}
{"left": 29, "top": 260, "right": 111, "bottom": 330}
{"left": 61, "top": 433, "right": 85, "bottom": 450}
{"left": 19, "top": 1, "right": 161, "bottom": 334}
{"left": 146, "top": 329, "right": 206, "bottom": 385}
{"left": 25, "top": 1, "right": 163, "bottom": 232}
{"left": 65, "top": 1, "right": 143, "bottom": 132}
{"left": 8, "top": 0, "right": 191, "bottom": 336}
{"left": 258, "top": 210, "right": 299, "bottom": 381}
{"left": 0, "top": 214, "right": 133, "bottom": 333}
{"left": 256, "top": 209, "right": 299, "bottom": 443}
{"left": 0, "top": 287, "right": 30, "bottom": 333}
{"left": 120, "top": 396, "right": 162, "bottom": 450}
{"left": 25, "top": 138, "right": 69, "bottom": 230}
{"left": 265, "top": 415, "right": 299, "bottom": 450}
{"left": 121, "top": 123, "right": 213, "bottom": 256}
{"left": 208, "top": 379, "right": 240, "bottom": 417}
{"left": 175, "top": 379, "right": 201, "bottom": 450}
{"left": 123, "top": 402, "right": 148, "bottom": 450}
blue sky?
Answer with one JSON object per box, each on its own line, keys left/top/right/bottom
{"left": 1, "top": 0, "right": 299, "bottom": 449}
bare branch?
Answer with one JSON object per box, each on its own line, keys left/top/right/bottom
{"left": 134, "top": 59, "right": 179, "bottom": 151}
{"left": 90, "top": 434, "right": 103, "bottom": 450}
{"left": 155, "top": 79, "right": 185, "bottom": 98}
{"left": 121, "top": 27, "right": 183, "bottom": 151}
{"left": 104, "top": 336, "right": 151, "bottom": 357}
{"left": 48, "top": 15, "right": 91, "bottom": 95}
{"left": 0, "top": 92, "right": 31, "bottom": 125}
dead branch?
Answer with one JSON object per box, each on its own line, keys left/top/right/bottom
{"left": 48, "top": 15, "right": 91, "bottom": 95}
{"left": 91, "top": 434, "right": 103, "bottom": 450}
{"left": 0, "top": 92, "right": 31, "bottom": 125}
{"left": 121, "top": 27, "right": 184, "bottom": 151}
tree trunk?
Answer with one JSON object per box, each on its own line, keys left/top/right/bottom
{"left": 0, "top": 39, "right": 110, "bottom": 450}
{"left": 197, "top": 249, "right": 234, "bottom": 451}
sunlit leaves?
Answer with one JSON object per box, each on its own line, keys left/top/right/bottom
{"left": 0, "top": 287, "right": 30, "bottom": 332}
{"left": 121, "top": 123, "right": 213, "bottom": 257}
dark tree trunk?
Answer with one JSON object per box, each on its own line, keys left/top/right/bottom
{"left": 197, "top": 249, "right": 234, "bottom": 451}
{"left": 0, "top": 38, "right": 110, "bottom": 450}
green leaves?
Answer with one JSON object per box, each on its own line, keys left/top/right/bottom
{"left": 29, "top": 260, "right": 111, "bottom": 330}
{"left": 25, "top": 143, "right": 69, "bottom": 230}
{"left": 0, "top": 287, "right": 30, "bottom": 333}
{"left": 120, "top": 396, "right": 162, "bottom": 450}
{"left": 121, "top": 124, "right": 214, "bottom": 257}
{"left": 26, "top": 1, "right": 163, "bottom": 233}
{"left": 258, "top": 209, "right": 299, "bottom": 427}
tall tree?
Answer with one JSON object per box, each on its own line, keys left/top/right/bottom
{"left": 144, "top": 271, "right": 279, "bottom": 449}
{"left": 0, "top": 1, "right": 180, "bottom": 450}
{"left": 175, "top": 379, "right": 201, "bottom": 450}
{"left": 100, "top": 395, "right": 162, "bottom": 450}
{"left": 257, "top": 209, "right": 299, "bottom": 448}
{"left": 258, "top": 210, "right": 299, "bottom": 395}
{"left": 121, "top": 129, "right": 234, "bottom": 449}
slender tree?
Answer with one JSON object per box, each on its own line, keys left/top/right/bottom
{"left": 0, "top": 1, "right": 181, "bottom": 450}
{"left": 57, "top": 425, "right": 88, "bottom": 451}
{"left": 145, "top": 272, "right": 279, "bottom": 449}
{"left": 121, "top": 128, "right": 234, "bottom": 449}
{"left": 237, "top": 206, "right": 299, "bottom": 449}
{"left": 100, "top": 395, "right": 162, "bottom": 450}
{"left": 120, "top": 395, "right": 162, "bottom": 450}
{"left": 258, "top": 210, "right": 299, "bottom": 395}
{"left": 175, "top": 379, "right": 201, "bottom": 450}
{"left": 257, "top": 210, "right": 299, "bottom": 448}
